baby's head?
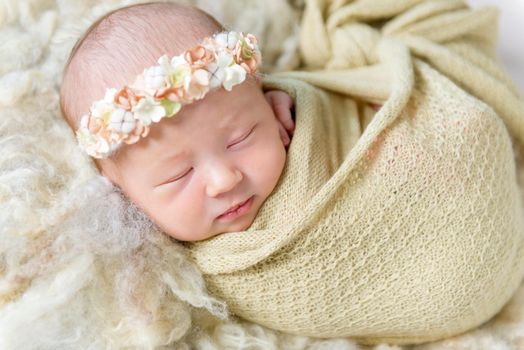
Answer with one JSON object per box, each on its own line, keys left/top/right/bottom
{"left": 60, "top": 2, "right": 288, "bottom": 241}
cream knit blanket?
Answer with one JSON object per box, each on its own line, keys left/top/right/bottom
{"left": 183, "top": 0, "right": 524, "bottom": 345}
{"left": 2, "top": 0, "right": 524, "bottom": 348}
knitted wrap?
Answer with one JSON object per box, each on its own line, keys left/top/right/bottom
{"left": 183, "top": 0, "right": 524, "bottom": 345}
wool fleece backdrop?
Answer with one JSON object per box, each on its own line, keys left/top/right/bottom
{"left": 1, "top": 0, "right": 524, "bottom": 349}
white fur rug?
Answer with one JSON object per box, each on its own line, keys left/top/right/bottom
{"left": 1, "top": 0, "right": 523, "bottom": 349}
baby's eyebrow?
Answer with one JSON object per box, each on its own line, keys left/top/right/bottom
{"left": 151, "top": 151, "right": 188, "bottom": 173}
{"left": 218, "top": 110, "right": 243, "bottom": 130}
{"left": 149, "top": 151, "right": 189, "bottom": 186}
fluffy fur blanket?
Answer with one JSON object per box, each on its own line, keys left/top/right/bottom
{"left": 1, "top": 0, "right": 524, "bottom": 349}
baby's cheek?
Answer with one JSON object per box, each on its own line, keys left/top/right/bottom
{"left": 251, "top": 138, "right": 286, "bottom": 195}
{"left": 153, "top": 187, "right": 208, "bottom": 241}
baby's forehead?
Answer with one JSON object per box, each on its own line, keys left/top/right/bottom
{"left": 145, "top": 82, "right": 261, "bottom": 148}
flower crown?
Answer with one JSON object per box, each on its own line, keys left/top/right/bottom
{"left": 75, "top": 31, "right": 261, "bottom": 159}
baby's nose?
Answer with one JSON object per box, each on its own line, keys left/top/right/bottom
{"left": 205, "top": 163, "right": 243, "bottom": 197}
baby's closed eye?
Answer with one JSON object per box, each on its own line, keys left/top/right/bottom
{"left": 228, "top": 125, "right": 256, "bottom": 149}
{"left": 157, "top": 125, "right": 257, "bottom": 187}
{"left": 159, "top": 167, "right": 193, "bottom": 186}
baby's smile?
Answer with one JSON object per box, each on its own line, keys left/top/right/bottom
{"left": 215, "top": 195, "right": 255, "bottom": 222}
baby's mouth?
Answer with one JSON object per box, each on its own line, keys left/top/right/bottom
{"left": 216, "top": 196, "right": 254, "bottom": 221}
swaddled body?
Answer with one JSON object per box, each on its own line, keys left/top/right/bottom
{"left": 186, "top": 59, "right": 524, "bottom": 345}
{"left": 184, "top": 0, "right": 524, "bottom": 345}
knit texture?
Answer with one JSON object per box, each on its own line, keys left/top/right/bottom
{"left": 183, "top": 0, "right": 524, "bottom": 345}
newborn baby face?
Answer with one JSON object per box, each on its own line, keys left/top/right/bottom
{"left": 100, "top": 80, "right": 288, "bottom": 241}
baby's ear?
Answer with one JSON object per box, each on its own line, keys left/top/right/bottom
{"left": 264, "top": 90, "right": 294, "bottom": 119}
{"left": 264, "top": 90, "right": 295, "bottom": 146}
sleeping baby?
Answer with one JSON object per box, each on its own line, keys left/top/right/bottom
{"left": 60, "top": 2, "right": 296, "bottom": 242}
{"left": 60, "top": 1, "right": 385, "bottom": 243}
{"left": 60, "top": 0, "right": 524, "bottom": 346}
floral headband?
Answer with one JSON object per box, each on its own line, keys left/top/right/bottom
{"left": 75, "top": 31, "right": 261, "bottom": 159}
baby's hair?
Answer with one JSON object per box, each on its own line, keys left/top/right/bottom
{"left": 59, "top": 1, "right": 225, "bottom": 133}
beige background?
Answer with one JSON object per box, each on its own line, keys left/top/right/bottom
{"left": 467, "top": 0, "right": 524, "bottom": 93}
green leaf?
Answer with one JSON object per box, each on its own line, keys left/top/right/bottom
{"left": 240, "top": 38, "right": 253, "bottom": 59}
{"left": 161, "top": 99, "right": 181, "bottom": 117}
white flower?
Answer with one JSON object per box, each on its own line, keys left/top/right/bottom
{"left": 108, "top": 108, "right": 136, "bottom": 133}
{"left": 214, "top": 31, "right": 241, "bottom": 49}
{"left": 144, "top": 57, "right": 168, "bottom": 90}
{"left": 90, "top": 89, "right": 117, "bottom": 124}
{"left": 170, "top": 55, "right": 187, "bottom": 67}
{"left": 167, "top": 55, "right": 191, "bottom": 87}
{"left": 184, "top": 68, "right": 210, "bottom": 100}
{"left": 206, "top": 52, "right": 247, "bottom": 91}
{"left": 76, "top": 127, "right": 110, "bottom": 159}
{"left": 132, "top": 96, "right": 166, "bottom": 125}
{"left": 223, "top": 64, "right": 246, "bottom": 91}
{"left": 214, "top": 32, "right": 227, "bottom": 47}
{"left": 207, "top": 51, "right": 233, "bottom": 89}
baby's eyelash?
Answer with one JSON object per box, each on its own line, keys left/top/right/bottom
{"left": 165, "top": 167, "right": 193, "bottom": 184}
{"left": 228, "top": 126, "right": 255, "bottom": 148}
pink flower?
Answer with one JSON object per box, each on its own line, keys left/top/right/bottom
{"left": 114, "top": 86, "right": 140, "bottom": 111}
{"left": 184, "top": 45, "right": 214, "bottom": 68}
{"left": 233, "top": 33, "right": 261, "bottom": 74}
{"left": 183, "top": 68, "right": 210, "bottom": 101}
{"left": 123, "top": 121, "right": 150, "bottom": 145}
